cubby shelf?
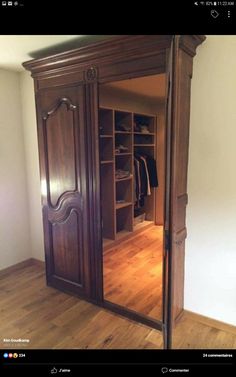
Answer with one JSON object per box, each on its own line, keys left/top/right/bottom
{"left": 116, "top": 202, "right": 132, "bottom": 210}
{"left": 101, "top": 160, "right": 113, "bottom": 164}
{"left": 115, "top": 153, "right": 132, "bottom": 157}
{"left": 134, "top": 144, "right": 155, "bottom": 147}
{"left": 100, "top": 135, "right": 113, "bottom": 138}
{"left": 115, "top": 176, "right": 132, "bottom": 182}
{"left": 115, "top": 131, "right": 132, "bottom": 134}
{"left": 134, "top": 132, "right": 155, "bottom": 136}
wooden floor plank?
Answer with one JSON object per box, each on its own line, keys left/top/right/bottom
{"left": 104, "top": 226, "right": 163, "bottom": 320}
{"left": 0, "top": 262, "right": 235, "bottom": 349}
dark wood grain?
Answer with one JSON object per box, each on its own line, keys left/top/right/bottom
{"left": 45, "top": 100, "right": 76, "bottom": 207}
{"left": 52, "top": 209, "right": 82, "bottom": 283}
{"left": 170, "top": 42, "right": 195, "bottom": 325}
{"left": 35, "top": 85, "right": 91, "bottom": 298}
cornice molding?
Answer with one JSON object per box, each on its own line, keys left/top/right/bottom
{"left": 23, "top": 35, "right": 173, "bottom": 76}
{"left": 23, "top": 35, "right": 206, "bottom": 81}
{"left": 178, "top": 35, "right": 206, "bottom": 57}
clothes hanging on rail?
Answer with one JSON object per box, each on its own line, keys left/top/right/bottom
{"left": 140, "top": 156, "right": 151, "bottom": 196}
{"left": 134, "top": 154, "right": 158, "bottom": 208}
{"left": 146, "top": 157, "right": 158, "bottom": 187}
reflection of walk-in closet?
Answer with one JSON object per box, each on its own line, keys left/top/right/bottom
{"left": 99, "top": 74, "right": 166, "bottom": 320}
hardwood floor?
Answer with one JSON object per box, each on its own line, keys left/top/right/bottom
{"left": 103, "top": 225, "right": 163, "bottom": 320}
{"left": 0, "top": 261, "right": 236, "bottom": 349}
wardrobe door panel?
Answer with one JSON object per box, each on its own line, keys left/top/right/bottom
{"left": 164, "top": 35, "right": 205, "bottom": 349}
{"left": 51, "top": 209, "right": 83, "bottom": 283}
{"left": 170, "top": 45, "right": 193, "bottom": 325}
{"left": 45, "top": 103, "right": 76, "bottom": 207}
{"left": 36, "top": 86, "right": 91, "bottom": 298}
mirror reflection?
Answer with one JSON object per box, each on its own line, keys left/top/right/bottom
{"left": 99, "top": 74, "right": 166, "bottom": 321}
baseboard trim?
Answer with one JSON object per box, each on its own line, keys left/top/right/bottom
{"left": 0, "top": 258, "right": 45, "bottom": 277}
{"left": 0, "top": 258, "right": 33, "bottom": 277}
{"left": 31, "top": 258, "right": 45, "bottom": 268}
{"left": 184, "top": 309, "right": 236, "bottom": 335}
{"left": 174, "top": 309, "right": 184, "bottom": 326}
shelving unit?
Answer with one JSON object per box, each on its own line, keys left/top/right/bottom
{"left": 133, "top": 112, "right": 157, "bottom": 223}
{"left": 99, "top": 108, "right": 115, "bottom": 241}
{"left": 99, "top": 106, "right": 157, "bottom": 247}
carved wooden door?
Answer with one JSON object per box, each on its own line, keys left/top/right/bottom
{"left": 36, "top": 85, "right": 91, "bottom": 298}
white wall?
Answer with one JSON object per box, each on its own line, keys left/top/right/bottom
{"left": 186, "top": 35, "right": 236, "bottom": 326}
{"left": 0, "top": 69, "right": 31, "bottom": 269}
{"left": 20, "top": 71, "right": 44, "bottom": 261}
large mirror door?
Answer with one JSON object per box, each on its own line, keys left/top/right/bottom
{"left": 99, "top": 73, "right": 167, "bottom": 323}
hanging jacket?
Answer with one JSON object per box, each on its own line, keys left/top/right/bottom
{"left": 145, "top": 156, "right": 158, "bottom": 188}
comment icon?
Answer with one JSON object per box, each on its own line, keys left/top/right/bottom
{"left": 161, "top": 367, "right": 168, "bottom": 373}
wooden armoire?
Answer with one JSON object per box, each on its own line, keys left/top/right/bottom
{"left": 23, "top": 35, "right": 205, "bottom": 348}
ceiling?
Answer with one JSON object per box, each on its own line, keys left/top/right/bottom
{"left": 106, "top": 74, "right": 166, "bottom": 100}
{"left": 0, "top": 35, "right": 111, "bottom": 71}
